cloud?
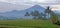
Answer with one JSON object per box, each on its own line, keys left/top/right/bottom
{"left": 11, "top": 0, "right": 60, "bottom": 4}
{"left": 0, "top": 0, "right": 60, "bottom": 4}
{"left": 0, "top": 0, "right": 8, "bottom": 2}
{"left": 51, "top": 5, "right": 60, "bottom": 11}
{"left": 0, "top": 2, "right": 33, "bottom": 12}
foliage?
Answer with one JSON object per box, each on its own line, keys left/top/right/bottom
{"left": 45, "top": 6, "right": 52, "bottom": 14}
{"left": 38, "top": 13, "right": 47, "bottom": 20}
{"left": 44, "top": 6, "right": 60, "bottom": 24}
{"left": 30, "top": 10, "right": 40, "bottom": 19}
{"left": 25, "top": 12, "right": 30, "bottom": 16}
{"left": 0, "top": 20, "right": 59, "bottom": 28}
{"left": 51, "top": 12, "right": 59, "bottom": 24}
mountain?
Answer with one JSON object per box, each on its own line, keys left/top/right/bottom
{"left": 24, "top": 5, "right": 45, "bottom": 12}
{"left": 0, "top": 5, "right": 45, "bottom": 18}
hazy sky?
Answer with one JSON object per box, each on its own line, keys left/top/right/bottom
{"left": 0, "top": 0, "right": 60, "bottom": 4}
{"left": 0, "top": 0, "right": 60, "bottom": 12}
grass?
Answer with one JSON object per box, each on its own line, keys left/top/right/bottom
{"left": 0, "top": 19, "right": 60, "bottom": 28}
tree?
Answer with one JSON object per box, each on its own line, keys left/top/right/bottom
{"left": 58, "top": 15, "right": 60, "bottom": 19}
{"left": 38, "top": 13, "right": 47, "bottom": 20}
{"left": 25, "top": 12, "right": 30, "bottom": 16}
{"left": 30, "top": 10, "right": 40, "bottom": 19}
{"left": 51, "top": 12, "right": 59, "bottom": 24}
{"left": 44, "top": 6, "right": 52, "bottom": 19}
{"left": 44, "top": 6, "right": 59, "bottom": 24}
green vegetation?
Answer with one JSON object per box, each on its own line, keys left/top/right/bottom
{"left": 0, "top": 20, "right": 60, "bottom": 28}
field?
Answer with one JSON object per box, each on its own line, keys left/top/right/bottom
{"left": 0, "top": 20, "right": 60, "bottom": 28}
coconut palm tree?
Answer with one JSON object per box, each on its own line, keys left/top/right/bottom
{"left": 44, "top": 6, "right": 52, "bottom": 19}
{"left": 45, "top": 6, "right": 60, "bottom": 24}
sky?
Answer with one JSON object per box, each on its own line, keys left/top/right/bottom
{"left": 0, "top": 0, "right": 60, "bottom": 12}
{"left": 0, "top": 0, "right": 60, "bottom": 4}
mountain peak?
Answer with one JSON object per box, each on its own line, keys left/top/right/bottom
{"left": 25, "top": 5, "right": 45, "bottom": 13}
{"left": 33, "top": 5, "right": 41, "bottom": 7}
{"left": 31, "top": 5, "right": 45, "bottom": 9}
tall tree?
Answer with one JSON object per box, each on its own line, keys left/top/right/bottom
{"left": 30, "top": 10, "right": 40, "bottom": 19}
{"left": 38, "top": 13, "right": 47, "bottom": 20}
{"left": 44, "top": 6, "right": 52, "bottom": 19}
{"left": 45, "top": 6, "right": 59, "bottom": 24}
{"left": 25, "top": 12, "right": 30, "bottom": 16}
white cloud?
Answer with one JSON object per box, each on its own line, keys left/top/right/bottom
{"left": 51, "top": 5, "right": 60, "bottom": 11}
{"left": 0, "top": 0, "right": 8, "bottom": 2}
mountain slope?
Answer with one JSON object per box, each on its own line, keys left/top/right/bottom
{"left": 24, "top": 5, "right": 45, "bottom": 12}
